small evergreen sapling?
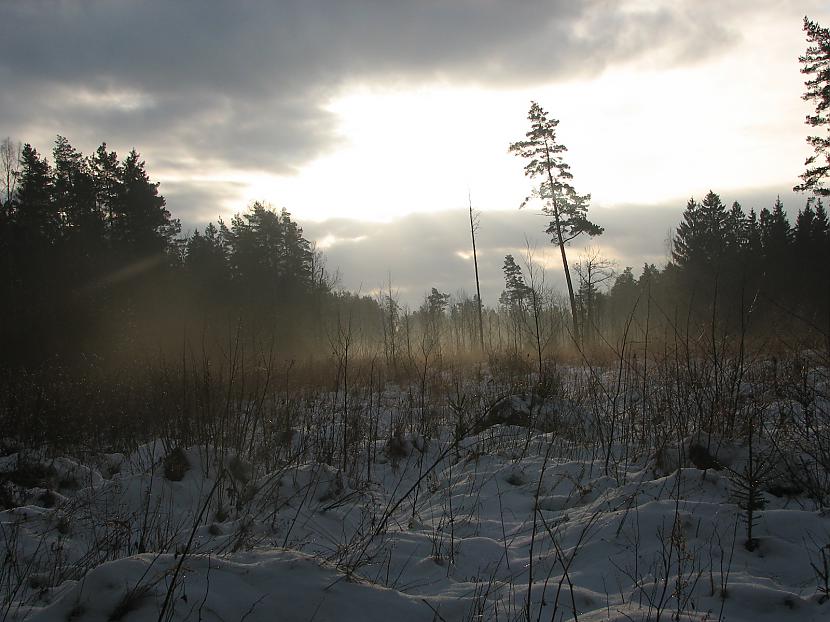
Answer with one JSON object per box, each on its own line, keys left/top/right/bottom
{"left": 728, "top": 409, "right": 773, "bottom": 552}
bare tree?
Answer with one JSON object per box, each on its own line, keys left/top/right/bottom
{"left": 378, "top": 273, "right": 401, "bottom": 373}
{"left": 521, "top": 242, "right": 554, "bottom": 378}
{"left": 1, "top": 137, "right": 22, "bottom": 214}
{"left": 468, "top": 193, "right": 485, "bottom": 354}
{"left": 574, "top": 247, "right": 616, "bottom": 345}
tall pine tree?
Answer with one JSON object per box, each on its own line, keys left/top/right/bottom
{"left": 509, "top": 102, "right": 602, "bottom": 342}
{"left": 796, "top": 17, "right": 830, "bottom": 195}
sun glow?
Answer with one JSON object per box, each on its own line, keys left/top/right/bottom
{"left": 204, "top": 11, "right": 812, "bottom": 228}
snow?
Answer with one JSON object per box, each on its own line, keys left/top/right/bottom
{"left": 2, "top": 388, "right": 829, "bottom": 621}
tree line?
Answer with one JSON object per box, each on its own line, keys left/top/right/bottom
{"left": 0, "top": 136, "right": 338, "bottom": 366}
{"left": 2, "top": 133, "right": 828, "bottom": 372}
{"left": 559, "top": 192, "right": 829, "bottom": 348}
{"left": 3, "top": 16, "right": 830, "bottom": 370}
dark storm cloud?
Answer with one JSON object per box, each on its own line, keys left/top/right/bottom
{"left": 2, "top": 0, "right": 754, "bottom": 175}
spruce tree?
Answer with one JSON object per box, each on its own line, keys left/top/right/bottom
{"left": 746, "top": 209, "right": 762, "bottom": 257}
{"left": 795, "top": 201, "right": 818, "bottom": 254}
{"left": 794, "top": 198, "right": 830, "bottom": 314}
{"left": 760, "top": 197, "right": 792, "bottom": 259}
{"left": 672, "top": 197, "right": 701, "bottom": 269}
{"left": 725, "top": 201, "right": 748, "bottom": 256}
{"left": 672, "top": 191, "right": 729, "bottom": 275}
{"left": 758, "top": 197, "right": 793, "bottom": 297}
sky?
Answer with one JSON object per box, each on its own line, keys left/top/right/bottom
{"left": 2, "top": 0, "right": 829, "bottom": 306}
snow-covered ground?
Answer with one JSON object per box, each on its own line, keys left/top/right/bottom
{"left": 1, "top": 381, "right": 829, "bottom": 621}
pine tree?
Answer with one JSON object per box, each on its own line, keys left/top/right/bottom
{"left": 15, "top": 144, "right": 57, "bottom": 242}
{"left": 52, "top": 136, "right": 100, "bottom": 240}
{"left": 814, "top": 200, "right": 830, "bottom": 318}
{"left": 277, "top": 207, "right": 313, "bottom": 294}
{"left": 499, "top": 254, "right": 530, "bottom": 355}
{"left": 420, "top": 287, "right": 450, "bottom": 340}
{"left": 224, "top": 202, "right": 314, "bottom": 307}
{"left": 509, "top": 102, "right": 602, "bottom": 342}
{"left": 115, "top": 150, "right": 179, "bottom": 257}
{"left": 500, "top": 254, "right": 529, "bottom": 307}
{"left": 425, "top": 287, "right": 450, "bottom": 316}
{"left": 91, "top": 143, "right": 122, "bottom": 233}
{"left": 796, "top": 17, "right": 830, "bottom": 195}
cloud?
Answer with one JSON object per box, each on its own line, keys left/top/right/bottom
{"left": 302, "top": 183, "right": 809, "bottom": 306}
{"left": 0, "top": 0, "right": 769, "bottom": 179}
{"left": 162, "top": 180, "right": 248, "bottom": 231}
{"left": 302, "top": 206, "right": 672, "bottom": 306}
{"left": 3, "top": 0, "right": 816, "bottom": 230}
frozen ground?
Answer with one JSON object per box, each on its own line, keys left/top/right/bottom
{"left": 1, "top": 387, "right": 829, "bottom": 621}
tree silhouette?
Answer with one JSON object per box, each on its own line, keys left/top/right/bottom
{"left": 185, "top": 221, "right": 230, "bottom": 303}
{"left": 114, "top": 150, "right": 179, "bottom": 257}
{"left": 574, "top": 247, "right": 615, "bottom": 344}
{"left": 53, "top": 136, "right": 102, "bottom": 266}
{"left": 91, "top": 143, "right": 122, "bottom": 231}
{"left": 467, "top": 196, "right": 485, "bottom": 352}
{"left": 499, "top": 254, "right": 529, "bottom": 307}
{"left": 758, "top": 196, "right": 792, "bottom": 293}
{"left": 1, "top": 138, "right": 21, "bottom": 215}
{"left": 672, "top": 191, "right": 729, "bottom": 275}
{"left": 796, "top": 17, "right": 830, "bottom": 195}
{"left": 794, "top": 198, "right": 830, "bottom": 315}
{"left": 509, "top": 101, "right": 602, "bottom": 343}
{"left": 222, "top": 202, "right": 314, "bottom": 311}
{"left": 15, "top": 144, "right": 57, "bottom": 242}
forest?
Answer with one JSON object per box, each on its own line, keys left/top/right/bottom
{"left": 0, "top": 12, "right": 829, "bottom": 622}
{"left": 1, "top": 134, "right": 827, "bottom": 373}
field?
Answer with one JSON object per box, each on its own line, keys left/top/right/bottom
{"left": 1, "top": 342, "right": 829, "bottom": 622}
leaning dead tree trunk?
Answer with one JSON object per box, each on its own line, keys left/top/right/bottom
{"left": 468, "top": 194, "right": 485, "bottom": 354}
